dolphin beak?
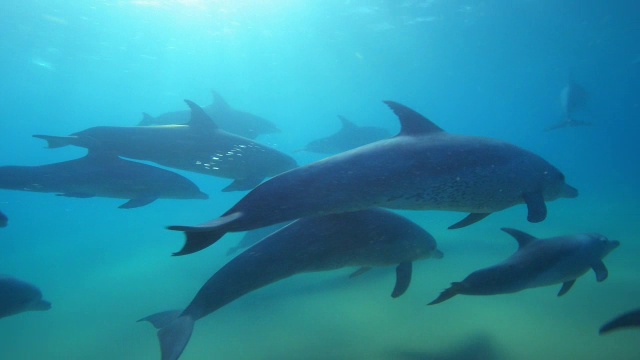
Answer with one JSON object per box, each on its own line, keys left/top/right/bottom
{"left": 432, "top": 249, "right": 444, "bottom": 259}
{"left": 561, "top": 184, "right": 579, "bottom": 198}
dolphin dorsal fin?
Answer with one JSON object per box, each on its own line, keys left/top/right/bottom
{"left": 184, "top": 99, "right": 218, "bottom": 131}
{"left": 337, "top": 115, "right": 357, "bottom": 130}
{"left": 501, "top": 228, "right": 537, "bottom": 249}
{"left": 383, "top": 101, "right": 444, "bottom": 136}
{"left": 211, "top": 90, "right": 230, "bottom": 111}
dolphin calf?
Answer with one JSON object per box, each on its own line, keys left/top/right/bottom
{"left": 34, "top": 100, "right": 297, "bottom": 192}
{"left": 0, "top": 210, "right": 7, "bottom": 227}
{"left": 299, "top": 115, "right": 391, "bottom": 154}
{"left": 599, "top": 308, "right": 640, "bottom": 335}
{"left": 0, "top": 151, "right": 208, "bottom": 208}
{"left": 139, "top": 91, "right": 280, "bottom": 139}
{"left": 169, "top": 101, "right": 578, "bottom": 255}
{"left": 0, "top": 275, "right": 51, "bottom": 319}
{"left": 545, "top": 78, "right": 591, "bottom": 131}
{"left": 141, "top": 208, "right": 443, "bottom": 360}
{"left": 428, "top": 228, "right": 619, "bottom": 305}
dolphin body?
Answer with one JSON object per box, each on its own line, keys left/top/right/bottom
{"left": 34, "top": 100, "right": 297, "bottom": 192}
{"left": 429, "top": 228, "right": 619, "bottom": 305}
{"left": 169, "top": 101, "right": 578, "bottom": 255}
{"left": 0, "top": 210, "right": 7, "bottom": 227}
{"left": 139, "top": 91, "right": 280, "bottom": 139}
{"left": 0, "top": 151, "right": 208, "bottom": 208}
{"left": 300, "top": 115, "right": 391, "bottom": 154}
{"left": 0, "top": 275, "right": 51, "bottom": 319}
{"left": 140, "top": 208, "right": 443, "bottom": 360}
{"left": 544, "top": 79, "right": 592, "bottom": 131}
{"left": 600, "top": 308, "right": 640, "bottom": 335}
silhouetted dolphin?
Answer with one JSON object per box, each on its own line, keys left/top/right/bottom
{"left": 0, "top": 151, "right": 208, "bottom": 208}
{"left": 600, "top": 308, "right": 640, "bottom": 334}
{"left": 299, "top": 115, "right": 391, "bottom": 154}
{"left": 0, "top": 275, "right": 51, "bottom": 319}
{"left": 141, "top": 208, "right": 443, "bottom": 360}
{"left": 139, "top": 91, "right": 280, "bottom": 139}
{"left": 545, "top": 78, "right": 591, "bottom": 131}
{"left": 34, "top": 100, "right": 297, "bottom": 192}
{"left": 169, "top": 101, "right": 578, "bottom": 255}
{"left": 225, "top": 221, "right": 291, "bottom": 256}
{"left": 429, "top": 228, "right": 619, "bottom": 305}
{"left": 0, "top": 210, "right": 7, "bottom": 227}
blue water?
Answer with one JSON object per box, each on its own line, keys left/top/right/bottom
{"left": 1, "top": 1, "right": 639, "bottom": 359}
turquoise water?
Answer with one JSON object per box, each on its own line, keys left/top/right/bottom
{"left": 1, "top": 1, "right": 639, "bottom": 359}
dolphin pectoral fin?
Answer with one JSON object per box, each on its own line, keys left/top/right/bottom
{"left": 32, "top": 134, "right": 76, "bottom": 149}
{"left": 522, "top": 191, "right": 547, "bottom": 223}
{"left": 56, "top": 192, "right": 95, "bottom": 198}
{"left": 557, "top": 280, "right": 576, "bottom": 296}
{"left": 349, "top": 267, "right": 372, "bottom": 278}
{"left": 599, "top": 309, "right": 640, "bottom": 335}
{"left": 222, "top": 177, "right": 264, "bottom": 192}
{"left": 428, "top": 282, "right": 463, "bottom": 305}
{"left": 119, "top": 197, "right": 157, "bottom": 209}
{"left": 139, "top": 310, "right": 194, "bottom": 360}
{"left": 448, "top": 213, "right": 491, "bottom": 229}
{"left": 592, "top": 260, "right": 609, "bottom": 282}
{"left": 391, "top": 262, "right": 412, "bottom": 298}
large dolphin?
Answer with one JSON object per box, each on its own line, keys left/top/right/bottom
{"left": 544, "top": 78, "right": 592, "bottom": 131}
{"left": 428, "top": 228, "right": 619, "bottom": 305}
{"left": 0, "top": 151, "right": 208, "bottom": 208}
{"left": 139, "top": 91, "right": 280, "bottom": 139}
{"left": 299, "top": 115, "right": 391, "bottom": 154}
{"left": 169, "top": 101, "right": 578, "bottom": 255}
{"left": 140, "top": 208, "right": 443, "bottom": 360}
{"left": 599, "top": 308, "right": 640, "bottom": 335}
{"left": 0, "top": 210, "right": 7, "bottom": 227}
{"left": 0, "top": 275, "right": 51, "bottom": 319}
{"left": 34, "top": 100, "right": 297, "bottom": 192}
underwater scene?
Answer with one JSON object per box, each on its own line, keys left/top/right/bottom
{"left": 1, "top": 0, "right": 639, "bottom": 359}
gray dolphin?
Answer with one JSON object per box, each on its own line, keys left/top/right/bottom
{"left": 544, "top": 78, "right": 591, "bottom": 131}
{"left": 141, "top": 208, "right": 443, "bottom": 360}
{"left": 299, "top": 115, "right": 391, "bottom": 154}
{"left": 0, "top": 275, "right": 51, "bottom": 319}
{"left": 428, "top": 228, "right": 620, "bottom": 305}
{"left": 0, "top": 151, "right": 208, "bottom": 208}
{"left": 169, "top": 101, "right": 578, "bottom": 255}
{"left": 600, "top": 308, "right": 640, "bottom": 335}
{"left": 0, "top": 210, "right": 7, "bottom": 227}
{"left": 34, "top": 100, "right": 297, "bottom": 192}
{"left": 139, "top": 91, "right": 280, "bottom": 139}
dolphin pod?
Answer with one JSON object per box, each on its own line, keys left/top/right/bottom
{"left": 429, "top": 228, "right": 619, "bottom": 305}
{"left": 168, "top": 101, "right": 578, "bottom": 255}
{"left": 140, "top": 208, "right": 443, "bottom": 360}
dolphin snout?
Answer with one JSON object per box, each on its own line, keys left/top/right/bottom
{"left": 432, "top": 249, "right": 444, "bottom": 259}
{"left": 562, "top": 184, "right": 579, "bottom": 198}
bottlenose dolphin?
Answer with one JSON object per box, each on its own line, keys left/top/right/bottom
{"left": 428, "top": 228, "right": 619, "bottom": 305}
{"left": 0, "top": 210, "right": 7, "bottom": 227}
{"left": 34, "top": 100, "right": 297, "bottom": 192}
{"left": 169, "top": 101, "right": 578, "bottom": 255}
{"left": 0, "top": 275, "right": 51, "bottom": 319}
{"left": 225, "top": 221, "right": 291, "bottom": 256}
{"left": 299, "top": 115, "right": 391, "bottom": 154}
{"left": 600, "top": 308, "right": 640, "bottom": 334}
{"left": 139, "top": 91, "right": 280, "bottom": 139}
{"left": 141, "top": 208, "right": 443, "bottom": 360}
{"left": 544, "top": 78, "right": 592, "bottom": 131}
{"left": 0, "top": 151, "right": 208, "bottom": 208}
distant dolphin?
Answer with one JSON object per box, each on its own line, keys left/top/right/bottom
{"left": 34, "top": 100, "right": 297, "bottom": 192}
{"left": 600, "top": 308, "right": 640, "bottom": 335}
{"left": 299, "top": 115, "right": 391, "bottom": 154}
{"left": 225, "top": 221, "right": 292, "bottom": 256}
{"left": 428, "top": 228, "right": 619, "bottom": 305}
{"left": 139, "top": 91, "right": 280, "bottom": 139}
{"left": 0, "top": 210, "right": 7, "bottom": 227}
{"left": 141, "top": 208, "right": 443, "bottom": 360}
{"left": 168, "top": 101, "right": 578, "bottom": 255}
{"left": 0, "top": 275, "right": 51, "bottom": 319}
{"left": 545, "top": 78, "right": 591, "bottom": 131}
{"left": 0, "top": 151, "right": 208, "bottom": 208}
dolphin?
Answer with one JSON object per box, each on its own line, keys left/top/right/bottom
{"left": 225, "top": 221, "right": 292, "bottom": 256}
{"left": 140, "top": 208, "right": 443, "bottom": 360}
{"left": 139, "top": 91, "right": 280, "bottom": 139}
{"left": 33, "top": 100, "right": 298, "bottom": 192}
{"left": 0, "top": 275, "right": 51, "bottom": 319}
{"left": 600, "top": 308, "right": 640, "bottom": 335}
{"left": 428, "top": 228, "right": 620, "bottom": 305}
{"left": 299, "top": 115, "right": 391, "bottom": 154}
{"left": 0, "top": 151, "right": 208, "bottom": 208}
{"left": 0, "top": 210, "right": 7, "bottom": 227}
{"left": 168, "top": 101, "right": 578, "bottom": 255}
{"left": 545, "top": 78, "right": 591, "bottom": 131}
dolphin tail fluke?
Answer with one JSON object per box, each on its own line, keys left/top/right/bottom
{"left": 167, "top": 212, "right": 243, "bottom": 255}
{"left": 428, "top": 282, "right": 463, "bottom": 305}
{"left": 448, "top": 213, "right": 491, "bottom": 229}
{"left": 32, "top": 134, "right": 75, "bottom": 149}
{"left": 139, "top": 310, "right": 194, "bottom": 360}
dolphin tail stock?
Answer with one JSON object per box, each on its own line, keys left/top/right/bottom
{"left": 167, "top": 212, "right": 243, "bottom": 256}
{"left": 32, "top": 134, "right": 76, "bottom": 149}
{"left": 139, "top": 310, "right": 194, "bottom": 360}
{"left": 428, "top": 282, "right": 464, "bottom": 305}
